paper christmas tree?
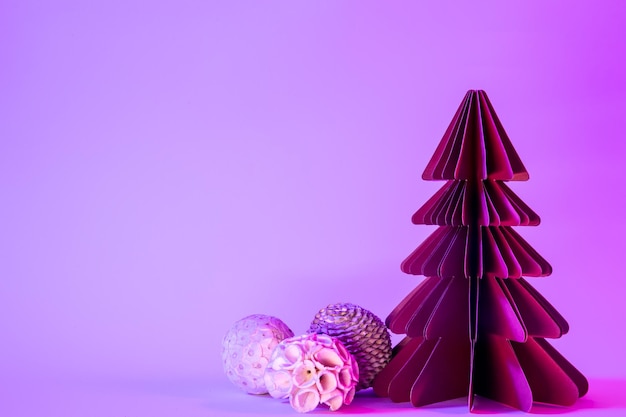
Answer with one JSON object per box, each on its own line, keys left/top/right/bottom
{"left": 373, "top": 90, "right": 588, "bottom": 412}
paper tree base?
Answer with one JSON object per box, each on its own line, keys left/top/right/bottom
{"left": 374, "top": 334, "right": 587, "bottom": 411}
{"left": 376, "top": 90, "right": 587, "bottom": 412}
{"left": 374, "top": 276, "right": 588, "bottom": 411}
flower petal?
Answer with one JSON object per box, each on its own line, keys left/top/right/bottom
{"left": 337, "top": 367, "right": 353, "bottom": 389}
{"left": 316, "top": 370, "right": 338, "bottom": 395}
{"left": 284, "top": 344, "right": 303, "bottom": 364}
{"left": 264, "top": 370, "right": 292, "bottom": 399}
{"left": 351, "top": 355, "right": 360, "bottom": 380}
{"left": 292, "top": 360, "right": 317, "bottom": 388}
{"left": 323, "top": 393, "right": 344, "bottom": 411}
{"left": 335, "top": 340, "right": 351, "bottom": 363}
{"left": 314, "top": 347, "right": 343, "bottom": 367}
{"left": 290, "top": 388, "right": 320, "bottom": 413}
{"left": 344, "top": 386, "right": 356, "bottom": 405}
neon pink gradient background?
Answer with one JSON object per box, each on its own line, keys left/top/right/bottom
{"left": 2, "top": 1, "right": 625, "bottom": 416}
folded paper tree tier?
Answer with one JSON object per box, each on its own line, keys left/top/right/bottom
{"left": 401, "top": 226, "right": 552, "bottom": 278}
{"left": 412, "top": 180, "right": 540, "bottom": 226}
{"left": 386, "top": 276, "right": 568, "bottom": 341}
{"left": 422, "top": 90, "right": 528, "bottom": 181}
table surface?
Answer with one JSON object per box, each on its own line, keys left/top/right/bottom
{"left": 2, "top": 371, "right": 625, "bottom": 417}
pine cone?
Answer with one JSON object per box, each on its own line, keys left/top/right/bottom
{"left": 308, "top": 303, "right": 392, "bottom": 390}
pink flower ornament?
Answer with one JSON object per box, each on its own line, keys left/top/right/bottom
{"left": 264, "top": 334, "right": 359, "bottom": 413}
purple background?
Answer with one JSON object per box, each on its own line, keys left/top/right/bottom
{"left": 2, "top": 1, "right": 626, "bottom": 415}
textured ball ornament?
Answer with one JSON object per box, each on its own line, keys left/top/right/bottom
{"left": 308, "top": 303, "right": 392, "bottom": 390}
{"left": 222, "top": 314, "right": 294, "bottom": 394}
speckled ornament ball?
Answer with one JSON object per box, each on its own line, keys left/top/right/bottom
{"left": 222, "top": 314, "right": 294, "bottom": 394}
{"left": 308, "top": 303, "right": 392, "bottom": 390}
